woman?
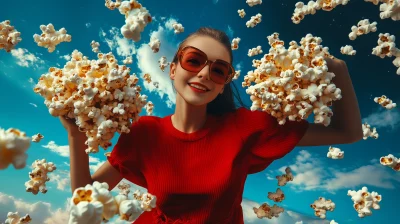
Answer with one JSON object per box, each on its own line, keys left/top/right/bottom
{"left": 60, "top": 27, "right": 363, "bottom": 224}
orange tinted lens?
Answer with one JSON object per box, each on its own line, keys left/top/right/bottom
{"left": 180, "top": 48, "right": 207, "bottom": 72}
{"left": 210, "top": 60, "right": 231, "bottom": 84}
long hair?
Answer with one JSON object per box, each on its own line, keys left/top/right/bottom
{"left": 171, "top": 27, "right": 249, "bottom": 116}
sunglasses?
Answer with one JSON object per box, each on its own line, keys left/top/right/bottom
{"left": 175, "top": 46, "right": 235, "bottom": 84}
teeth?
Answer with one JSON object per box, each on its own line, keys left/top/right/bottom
{"left": 189, "top": 83, "right": 207, "bottom": 91}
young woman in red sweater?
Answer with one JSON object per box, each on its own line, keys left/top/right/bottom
{"left": 60, "top": 27, "right": 363, "bottom": 224}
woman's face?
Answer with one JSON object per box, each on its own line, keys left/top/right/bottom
{"left": 169, "top": 36, "right": 231, "bottom": 106}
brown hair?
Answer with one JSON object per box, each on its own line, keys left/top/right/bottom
{"left": 171, "top": 26, "right": 248, "bottom": 116}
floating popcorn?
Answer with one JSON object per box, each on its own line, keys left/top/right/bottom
{"left": 276, "top": 167, "right": 293, "bottom": 186}
{"left": 267, "top": 188, "right": 285, "bottom": 202}
{"left": 143, "top": 73, "right": 151, "bottom": 83}
{"left": 105, "top": 0, "right": 121, "bottom": 10}
{"left": 145, "top": 101, "right": 154, "bottom": 115}
{"left": 380, "top": 154, "right": 400, "bottom": 171}
{"left": 348, "top": 19, "right": 377, "bottom": 41}
{"left": 91, "top": 41, "right": 100, "bottom": 53}
{"left": 33, "top": 23, "right": 71, "bottom": 53}
{"left": 148, "top": 36, "right": 161, "bottom": 53}
{"left": 347, "top": 186, "right": 382, "bottom": 218}
{"left": 238, "top": 9, "right": 246, "bottom": 18}
{"left": 231, "top": 37, "right": 241, "bottom": 50}
{"left": 371, "top": 33, "right": 400, "bottom": 75}
{"left": 362, "top": 123, "right": 379, "bottom": 140}
{"left": 31, "top": 133, "right": 44, "bottom": 143}
{"left": 172, "top": 22, "right": 184, "bottom": 34}
{"left": 0, "top": 127, "right": 31, "bottom": 170}
{"left": 253, "top": 203, "right": 284, "bottom": 219}
{"left": 4, "top": 212, "right": 31, "bottom": 224}
{"left": 233, "top": 70, "right": 241, "bottom": 80}
{"left": 0, "top": 20, "right": 22, "bottom": 52}
{"left": 247, "top": 0, "right": 262, "bottom": 7}
{"left": 327, "top": 146, "right": 344, "bottom": 159}
{"left": 153, "top": 81, "right": 159, "bottom": 88}
{"left": 243, "top": 32, "right": 342, "bottom": 126}
{"left": 25, "top": 159, "right": 56, "bottom": 195}
{"left": 340, "top": 45, "right": 356, "bottom": 56}
{"left": 158, "top": 56, "right": 170, "bottom": 72}
{"left": 292, "top": 0, "right": 350, "bottom": 24}
{"left": 310, "top": 197, "right": 335, "bottom": 219}
{"left": 246, "top": 13, "right": 262, "bottom": 28}
{"left": 33, "top": 50, "right": 148, "bottom": 154}
{"left": 248, "top": 46, "right": 263, "bottom": 57}
{"left": 374, "top": 95, "right": 397, "bottom": 109}
{"left": 104, "top": 152, "right": 111, "bottom": 157}
{"left": 123, "top": 56, "right": 133, "bottom": 64}
{"left": 377, "top": 0, "right": 400, "bottom": 21}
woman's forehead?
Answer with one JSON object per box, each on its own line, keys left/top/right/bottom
{"left": 184, "top": 36, "right": 230, "bottom": 61}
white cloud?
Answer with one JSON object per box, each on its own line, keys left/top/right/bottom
{"left": 10, "top": 48, "right": 44, "bottom": 68}
{"left": 89, "top": 157, "right": 105, "bottom": 174}
{"left": 101, "top": 27, "right": 136, "bottom": 57}
{"left": 165, "top": 18, "right": 179, "bottom": 31}
{"left": 59, "top": 54, "right": 71, "bottom": 61}
{"left": 28, "top": 77, "right": 34, "bottom": 84}
{"left": 85, "top": 23, "right": 91, "bottom": 28}
{"left": 48, "top": 170, "right": 70, "bottom": 191}
{"left": 41, "top": 141, "right": 69, "bottom": 157}
{"left": 362, "top": 108, "right": 400, "bottom": 130}
{"left": 29, "top": 103, "right": 37, "bottom": 107}
{"left": 235, "top": 62, "right": 243, "bottom": 71}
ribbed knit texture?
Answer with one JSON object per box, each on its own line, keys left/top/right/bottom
{"left": 107, "top": 107, "right": 309, "bottom": 224}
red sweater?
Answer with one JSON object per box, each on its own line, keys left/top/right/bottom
{"left": 107, "top": 107, "right": 309, "bottom": 224}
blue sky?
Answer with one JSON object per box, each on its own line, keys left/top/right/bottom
{"left": 0, "top": 0, "right": 399, "bottom": 223}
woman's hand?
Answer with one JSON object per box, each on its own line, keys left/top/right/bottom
{"left": 59, "top": 116, "right": 82, "bottom": 135}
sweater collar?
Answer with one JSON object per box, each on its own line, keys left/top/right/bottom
{"left": 162, "top": 114, "right": 216, "bottom": 141}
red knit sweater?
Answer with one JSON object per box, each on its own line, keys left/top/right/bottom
{"left": 107, "top": 107, "right": 309, "bottom": 224}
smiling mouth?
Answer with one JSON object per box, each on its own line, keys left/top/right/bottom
{"left": 188, "top": 83, "right": 210, "bottom": 92}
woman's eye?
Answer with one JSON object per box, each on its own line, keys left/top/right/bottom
{"left": 213, "top": 69, "right": 224, "bottom": 75}
{"left": 187, "top": 59, "right": 200, "bottom": 65}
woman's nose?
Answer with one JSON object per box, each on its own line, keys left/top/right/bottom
{"left": 197, "top": 63, "right": 211, "bottom": 80}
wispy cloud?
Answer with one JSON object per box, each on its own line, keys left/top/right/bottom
{"left": 29, "top": 103, "right": 38, "bottom": 108}
{"left": 41, "top": 141, "right": 69, "bottom": 157}
{"left": 100, "top": 27, "right": 136, "bottom": 58}
{"left": 226, "top": 25, "right": 234, "bottom": 39}
{"left": 85, "top": 23, "right": 91, "bottom": 28}
{"left": 10, "top": 48, "right": 44, "bottom": 68}
{"left": 362, "top": 108, "right": 400, "bottom": 130}
{"left": 48, "top": 170, "right": 70, "bottom": 192}
{"left": 59, "top": 54, "right": 71, "bottom": 61}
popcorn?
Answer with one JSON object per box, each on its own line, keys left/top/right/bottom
{"left": 238, "top": 9, "right": 246, "bottom": 18}
{"left": 231, "top": 37, "right": 241, "bottom": 50}
{"left": 327, "top": 146, "right": 344, "bottom": 159}
{"left": 246, "top": 13, "right": 262, "bottom": 28}
{"left": 291, "top": 0, "right": 350, "bottom": 24}
{"left": 0, "top": 20, "right": 22, "bottom": 52}
{"left": 253, "top": 203, "right": 284, "bottom": 219}
{"left": 31, "top": 133, "right": 44, "bottom": 143}
{"left": 371, "top": 33, "right": 400, "bottom": 75}
{"left": 340, "top": 45, "right": 356, "bottom": 56}
{"left": 158, "top": 56, "right": 170, "bottom": 72}
{"left": 248, "top": 46, "right": 263, "bottom": 57}
{"left": 123, "top": 56, "right": 133, "bottom": 64}
{"left": 118, "top": 189, "right": 156, "bottom": 221}
{"left": 117, "top": 181, "right": 131, "bottom": 196}
{"left": 145, "top": 101, "right": 154, "bottom": 115}
{"left": 233, "top": 70, "right": 241, "bottom": 80}
{"left": 243, "top": 32, "right": 342, "bottom": 126}
{"left": 247, "top": 0, "right": 262, "bottom": 7}
{"left": 380, "top": 154, "right": 400, "bottom": 171}
{"left": 172, "top": 22, "right": 184, "bottom": 34}
{"left": 267, "top": 188, "right": 285, "bottom": 202}
{"left": 377, "top": 0, "right": 400, "bottom": 21}
{"left": 91, "top": 41, "right": 100, "bottom": 53}
{"left": 276, "top": 167, "right": 293, "bottom": 186}
{"left": 4, "top": 212, "right": 31, "bottom": 224}
{"left": 105, "top": 0, "right": 121, "bottom": 10}
{"left": 374, "top": 95, "right": 397, "bottom": 109}
{"left": 143, "top": 73, "right": 151, "bottom": 83}
{"left": 148, "top": 36, "right": 161, "bottom": 53}
{"left": 33, "top": 23, "right": 71, "bottom": 53}
{"left": 362, "top": 123, "right": 379, "bottom": 140}
{"left": 0, "top": 127, "right": 31, "bottom": 170}
{"left": 347, "top": 186, "right": 382, "bottom": 218}
{"left": 348, "top": 19, "right": 377, "bottom": 41}
{"left": 104, "top": 152, "right": 111, "bottom": 157}
{"left": 25, "top": 159, "right": 56, "bottom": 195}
{"left": 310, "top": 197, "right": 335, "bottom": 219}
{"left": 33, "top": 50, "right": 148, "bottom": 154}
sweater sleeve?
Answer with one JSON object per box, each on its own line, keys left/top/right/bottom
{"left": 107, "top": 118, "right": 147, "bottom": 188}
{"left": 235, "top": 107, "right": 309, "bottom": 174}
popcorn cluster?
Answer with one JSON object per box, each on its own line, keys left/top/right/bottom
{"left": 292, "top": 0, "right": 350, "bottom": 24}
{"left": 246, "top": 13, "right": 262, "bottom": 28}
{"left": 340, "top": 45, "right": 356, "bottom": 56}
{"left": 4, "top": 212, "right": 31, "bottom": 224}
{"left": 91, "top": 40, "right": 100, "bottom": 53}
{"left": 105, "top": 0, "right": 152, "bottom": 42}
{"left": 374, "top": 95, "right": 397, "bottom": 109}
{"left": 0, "top": 20, "right": 22, "bottom": 52}
{"left": 247, "top": 0, "right": 262, "bottom": 7}
{"left": 148, "top": 36, "right": 161, "bottom": 53}
{"left": 31, "top": 133, "right": 44, "bottom": 143}
{"left": 348, "top": 19, "right": 377, "bottom": 41}
{"left": 276, "top": 167, "right": 293, "bottom": 186}
{"left": 347, "top": 186, "right": 382, "bottom": 218}
{"left": 267, "top": 188, "right": 285, "bottom": 202}
{"left": 33, "top": 50, "right": 148, "bottom": 154}
{"left": 159, "top": 56, "right": 170, "bottom": 72}
{"left": 310, "top": 197, "right": 336, "bottom": 219}
{"left": 243, "top": 32, "right": 342, "bottom": 126}
{"left": 172, "top": 23, "right": 184, "bottom": 34}
{"left": 327, "top": 146, "right": 344, "bottom": 159}
{"left": 33, "top": 23, "right": 71, "bottom": 53}
{"left": 25, "top": 159, "right": 56, "bottom": 195}
{"left": 253, "top": 203, "right": 284, "bottom": 219}
{"left": 238, "top": 9, "right": 246, "bottom": 18}
{"left": 371, "top": 33, "right": 400, "bottom": 75}
{"left": 233, "top": 70, "right": 241, "bottom": 80}
{"left": 145, "top": 101, "right": 154, "bottom": 115}
{"left": 231, "top": 37, "right": 241, "bottom": 50}
{"left": 380, "top": 154, "right": 400, "bottom": 171}
{"left": 0, "top": 127, "right": 31, "bottom": 170}
{"left": 362, "top": 123, "right": 379, "bottom": 140}
{"left": 123, "top": 56, "right": 133, "bottom": 64}
{"left": 365, "top": 0, "right": 400, "bottom": 21}
{"left": 248, "top": 46, "right": 263, "bottom": 57}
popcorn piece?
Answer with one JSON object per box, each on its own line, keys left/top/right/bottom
{"left": 0, "top": 127, "right": 31, "bottom": 170}
{"left": 105, "top": 0, "right": 121, "bottom": 10}
{"left": 233, "top": 70, "right": 241, "bottom": 80}
{"left": 117, "top": 181, "right": 131, "bottom": 196}
{"left": 145, "top": 101, "right": 154, "bottom": 115}
{"left": 327, "top": 146, "right": 344, "bottom": 159}
{"left": 31, "top": 133, "right": 44, "bottom": 143}
{"left": 348, "top": 19, "right": 378, "bottom": 41}
{"left": 276, "top": 167, "right": 293, "bottom": 186}
{"left": 267, "top": 188, "right": 285, "bottom": 202}
{"left": 380, "top": 154, "right": 400, "bottom": 171}
{"left": 104, "top": 152, "right": 111, "bottom": 157}
{"left": 143, "top": 73, "right": 151, "bottom": 83}
{"left": 248, "top": 46, "right": 263, "bottom": 57}
{"left": 374, "top": 95, "right": 397, "bottom": 109}
{"left": 246, "top": 13, "right": 262, "bottom": 28}
{"left": 378, "top": 0, "right": 400, "bottom": 21}
{"left": 172, "top": 22, "right": 184, "bottom": 34}
{"left": 0, "top": 20, "right": 22, "bottom": 52}
{"left": 247, "top": 0, "right": 262, "bottom": 7}
{"left": 4, "top": 212, "right": 32, "bottom": 224}
{"left": 310, "top": 197, "right": 336, "bottom": 219}
{"left": 123, "top": 56, "right": 133, "bottom": 64}
{"left": 148, "top": 36, "right": 161, "bottom": 53}
{"left": 347, "top": 186, "right": 381, "bottom": 218}
{"left": 25, "top": 159, "right": 56, "bottom": 195}
{"left": 91, "top": 41, "right": 100, "bottom": 53}
{"left": 340, "top": 45, "right": 356, "bottom": 56}
{"left": 371, "top": 33, "right": 400, "bottom": 75}
{"left": 292, "top": 0, "right": 350, "bottom": 24}
{"left": 33, "top": 23, "right": 71, "bottom": 53}
{"left": 253, "top": 203, "right": 284, "bottom": 219}
{"left": 362, "top": 123, "right": 379, "bottom": 140}
{"left": 33, "top": 50, "right": 148, "bottom": 154}
{"left": 231, "top": 37, "right": 241, "bottom": 50}
{"left": 238, "top": 9, "right": 246, "bottom": 18}
{"left": 158, "top": 56, "right": 170, "bottom": 72}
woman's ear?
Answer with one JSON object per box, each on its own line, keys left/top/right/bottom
{"left": 169, "top": 62, "right": 176, "bottom": 80}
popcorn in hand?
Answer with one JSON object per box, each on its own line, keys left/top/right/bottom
{"left": 233, "top": 70, "right": 241, "bottom": 80}
{"left": 374, "top": 95, "right": 396, "bottom": 109}
{"left": 246, "top": 13, "right": 262, "bottom": 28}
{"left": 25, "top": 159, "right": 56, "bottom": 195}
{"left": 248, "top": 46, "right": 263, "bottom": 57}
{"left": 276, "top": 167, "right": 293, "bottom": 186}
{"left": 347, "top": 186, "right": 382, "bottom": 218}
{"left": 231, "top": 37, "right": 241, "bottom": 50}
{"left": 0, "top": 127, "right": 31, "bottom": 170}
{"left": 292, "top": 0, "right": 350, "bottom": 24}
{"left": 380, "top": 154, "right": 400, "bottom": 171}
{"left": 362, "top": 123, "right": 379, "bottom": 140}
{"left": 327, "top": 146, "right": 344, "bottom": 159}
{"left": 340, "top": 45, "right": 356, "bottom": 56}
{"left": 123, "top": 56, "right": 133, "bottom": 64}
{"left": 4, "top": 212, "right": 32, "bottom": 224}
{"left": 238, "top": 9, "right": 246, "bottom": 18}
{"left": 253, "top": 203, "right": 284, "bottom": 219}
{"left": 148, "top": 36, "right": 161, "bottom": 53}
{"left": 267, "top": 188, "right": 285, "bottom": 202}
{"left": 348, "top": 19, "right": 377, "bottom": 41}
{"left": 91, "top": 41, "right": 100, "bottom": 53}
{"left": 310, "top": 197, "right": 335, "bottom": 219}
{"left": 159, "top": 56, "right": 170, "bottom": 72}
{"left": 172, "top": 22, "right": 184, "bottom": 34}
{"left": 0, "top": 20, "right": 22, "bottom": 52}
{"left": 31, "top": 133, "right": 44, "bottom": 143}
{"left": 33, "top": 23, "right": 71, "bottom": 53}
{"left": 246, "top": 0, "right": 262, "bottom": 7}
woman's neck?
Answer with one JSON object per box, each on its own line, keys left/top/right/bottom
{"left": 172, "top": 94, "right": 208, "bottom": 133}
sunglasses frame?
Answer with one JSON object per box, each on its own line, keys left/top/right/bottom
{"left": 175, "top": 45, "right": 235, "bottom": 84}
